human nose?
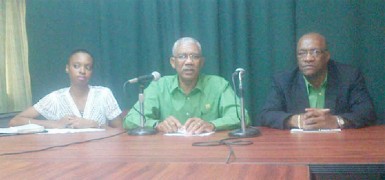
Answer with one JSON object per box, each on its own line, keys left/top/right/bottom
{"left": 184, "top": 55, "right": 194, "bottom": 63}
{"left": 303, "top": 52, "right": 315, "bottom": 61}
{"left": 79, "top": 66, "right": 86, "bottom": 74}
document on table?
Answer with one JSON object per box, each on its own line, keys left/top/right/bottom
{"left": 290, "top": 128, "right": 341, "bottom": 133}
{"left": 0, "top": 124, "right": 104, "bottom": 135}
{"left": 164, "top": 129, "right": 215, "bottom": 137}
{"left": 0, "top": 124, "right": 45, "bottom": 134}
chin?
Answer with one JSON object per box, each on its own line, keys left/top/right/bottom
{"left": 74, "top": 81, "right": 89, "bottom": 86}
{"left": 181, "top": 76, "right": 196, "bottom": 82}
{"left": 304, "top": 73, "right": 321, "bottom": 80}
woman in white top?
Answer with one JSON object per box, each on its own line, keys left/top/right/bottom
{"left": 9, "top": 50, "right": 122, "bottom": 129}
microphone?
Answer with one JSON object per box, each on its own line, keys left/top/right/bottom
{"left": 128, "top": 71, "right": 161, "bottom": 84}
{"left": 234, "top": 68, "right": 245, "bottom": 90}
{"left": 126, "top": 71, "right": 161, "bottom": 136}
{"left": 235, "top": 68, "right": 245, "bottom": 74}
{"left": 228, "top": 67, "right": 261, "bottom": 138}
{"left": 233, "top": 68, "right": 245, "bottom": 76}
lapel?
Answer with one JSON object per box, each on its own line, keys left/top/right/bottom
{"left": 294, "top": 69, "right": 310, "bottom": 112}
{"left": 324, "top": 61, "right": 338, "bottom": 114}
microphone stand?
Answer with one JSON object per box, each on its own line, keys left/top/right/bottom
{"left": 127, "top": 83, "right": 157, "bottom": 135}
{"left": 229, "top": 72, "right": 260, "bottom": 138}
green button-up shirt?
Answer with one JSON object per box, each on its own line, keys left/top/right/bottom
{"left": 304, "top": 75, "right": 327, "bottom": 108}
{"left": 123, "top": 74, "right": 250, "bottom": 131}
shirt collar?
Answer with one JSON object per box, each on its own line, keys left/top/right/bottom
{"left": 170, "top": 75, "right": 179, "bottom": 92}
{"left": 304, "top": 73, "right": 328, "bottom": 93}
{"left": 170, "top": 74, "right": 204, "bottom": 94}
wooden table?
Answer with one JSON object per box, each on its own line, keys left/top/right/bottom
{"left": 1, "top": 126, "right": 384, "bottom": 179}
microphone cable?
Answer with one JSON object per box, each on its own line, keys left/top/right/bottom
{"left": 192, "top": 137, "right": 253, "bottom": 164}
{"left": 231, "top": 72, "right": 242, "bottom": 122}
{"left": 132, "top": 106, "right": 147, "bottom": 123}
{"left": 123, "top": 77, "right": 148, "bottom": 127}
{"left": 122, "top": 80, "right": 130, "bottom": 97}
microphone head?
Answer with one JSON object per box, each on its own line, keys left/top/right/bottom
{"left": 235, "top": 68, "right": 245, "bottom": 72}
{"left": 152, "top": 71, "right": 161, "bottom": 81}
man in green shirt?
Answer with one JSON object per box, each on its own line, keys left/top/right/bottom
{"left": 124, "top": 37, "right": 249, "bottom": 134}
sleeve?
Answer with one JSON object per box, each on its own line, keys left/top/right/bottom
{"left": 33, "top": 92, "right": 61, "bottom": 120}
{"left": 209, "top": 82, "right": 251, "bottom": 131}
{"left": 338, "top": 71, "right": 376, "bottom": 128}
{"left": 123, "top": 82, "right": 161, "bottom": 130}
{"left": 259, "top": 76, "right": 293, "bottom": 129}
{"left": 103, "top": 88, "right": 122, "bottom": 121}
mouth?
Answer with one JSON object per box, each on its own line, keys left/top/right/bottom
{"left": 302, "top": 65, "right": 315, "bottom": 70}
{"left": 182, "top": 68, "right": 195, "bottom": 74}
{"left": 77, "top": 76, "right": 87, "bottom": 81}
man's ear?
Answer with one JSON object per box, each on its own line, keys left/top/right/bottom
{"left": 65, "top": 65, "right": 69, "bottom": 73}
{"left": 199, "top": 57, "right": 205, "bottom": 68}
{"left": 326, "top": 51, "right": 331, "bottom": 62}
{"left": 170, "top": 57, "right": 176, "bottom": 69}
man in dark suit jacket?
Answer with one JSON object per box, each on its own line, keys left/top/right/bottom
{"left": 260, "top": 32, "right": 376, "bottom": 130}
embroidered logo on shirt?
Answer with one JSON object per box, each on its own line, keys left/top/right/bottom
{"left": 205, "top": 104, "right": 211, "bottom": 110}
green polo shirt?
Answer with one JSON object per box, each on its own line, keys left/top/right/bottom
{"left": 304, "top": 74, "right": 327, "bottom": 108}
{"left": 123, "top": 74, "right": 250, "bottom": 131}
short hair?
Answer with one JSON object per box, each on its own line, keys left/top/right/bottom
{"left": 172, "top": 37, "right": 202, "bottom": 56}
{"left": 68, "top": 49, "right": 94, "bottom": 64}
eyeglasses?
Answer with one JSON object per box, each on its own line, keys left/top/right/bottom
{"left": 174, "top": 53, "right": 202, "bottom": 61}
{"left": 297, "top": 49, "right": 327, "bottom": 58}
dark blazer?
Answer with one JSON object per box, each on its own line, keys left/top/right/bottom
{"left": 259, "top": 60, "right": 376, "bottom": 129}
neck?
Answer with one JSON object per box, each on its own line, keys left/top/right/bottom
{"left": 306, "top": 72, "right": 326, "bottom": 89}
{"left": 179, "top": 79, "right": 197, "bottom": 95}
{"left": 69, "top": 84, "right": 89, "bottom": 98}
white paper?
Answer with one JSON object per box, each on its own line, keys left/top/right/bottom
{"left": 290, "top": 128, "right": 341, "bottom": 133}
{"left": 1, "top": 124, "right": 45, "bottom": 134}
{"left": 0, "top": 128, "right": 18, "bottom": 134}
{"left": 164, "top": 129, "right": 215, "bottom": 137}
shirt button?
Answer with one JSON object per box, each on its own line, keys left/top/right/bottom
{"left": 186, "top": 112, "right": 190, "bottom": 116}
{"left": 187, "top": 97, "right": 190, "bottom": 100}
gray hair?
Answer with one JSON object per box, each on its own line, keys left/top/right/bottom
{"left": 172, "top": 37, "right": 202, "bottom": 56}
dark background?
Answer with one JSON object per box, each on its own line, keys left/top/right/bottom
{"left": 26, "top": 0, "right": 385, "bottom": 125}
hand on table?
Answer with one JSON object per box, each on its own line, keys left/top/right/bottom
{"left": 301, "top": 108, "right": 339, "bottom": 130}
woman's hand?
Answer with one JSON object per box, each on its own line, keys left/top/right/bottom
{"left": 67, "top": 116, "right": 99, "bottom": 128}
{"left": 56, "top": 115, "right": 74, "bottom": 128}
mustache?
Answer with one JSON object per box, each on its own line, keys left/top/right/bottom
{"left": 182, "top": 66, "right": 195, "bottom": 71}
{"left": 301, "top": 63, "right": 315, "bottom": 67}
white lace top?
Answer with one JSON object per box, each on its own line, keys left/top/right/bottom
{"left": 34, "top": 86, "right": 122, "bottom": 125}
